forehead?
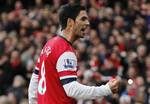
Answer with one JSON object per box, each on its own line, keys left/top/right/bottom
{"left": 76, "top": 10, "right": 88, "bottom": 19}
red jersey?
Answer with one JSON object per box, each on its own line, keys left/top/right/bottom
{"left": 36, "top": 36, "right": 77, "bottom": 104}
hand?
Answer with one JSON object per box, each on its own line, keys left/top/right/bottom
{"left": 107, "top": 79, "right": 119, "bottom": 94}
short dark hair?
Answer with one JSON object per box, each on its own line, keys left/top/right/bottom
{"left": 58, "top": 4, "right": 86, "bottom": 30}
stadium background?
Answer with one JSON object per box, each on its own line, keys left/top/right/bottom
{"left": 0, "top": 0, "right": 150, "bottom": 104}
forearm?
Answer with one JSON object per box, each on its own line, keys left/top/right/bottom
{"left": 63, "top": 81, "right": 112, "bottom": 99}
{"left": 28, "top": 73, "right": 38, "bottom": 104}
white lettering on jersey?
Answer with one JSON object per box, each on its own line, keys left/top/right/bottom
{"left": 56, "top": 52, "right": 77, "bottom": 72}
{"left": 41, "top": 46, "right": 51, "bottom": 57}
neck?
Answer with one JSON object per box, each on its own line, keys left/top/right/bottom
{"left": 61, "top": 29, "right": 76, "bottom": 44}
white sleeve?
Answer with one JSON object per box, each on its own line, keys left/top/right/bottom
{"left": 63, "top": 81, "right": 112, "bottom": 100}
{"left": 28, "top": 73, "right": 38, "bottom": 104}
{"left": 56, "top": 52, "right": 112, "bottom": 99}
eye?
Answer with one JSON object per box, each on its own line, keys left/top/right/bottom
{"left": 81, "top": 16, "right": 88, "bottom": 21}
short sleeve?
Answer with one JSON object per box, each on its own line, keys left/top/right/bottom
{"left": 56, "top": 52, "right": 77, "bottom": 83}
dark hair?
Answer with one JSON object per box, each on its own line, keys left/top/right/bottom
{"left": 58, "top": 4, "right": 86, "bottom": 30}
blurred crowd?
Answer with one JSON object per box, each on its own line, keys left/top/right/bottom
{"left": 0, "top": 0, "right": 150, "bottom": 104}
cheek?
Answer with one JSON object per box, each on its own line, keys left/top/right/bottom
{"left": 74, "top": 24, "right": 82, "bottom": 32}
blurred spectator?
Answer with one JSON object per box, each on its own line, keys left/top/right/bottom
{"left": 7, "top": 75, "right": 27, "bottom": 103}
{"left": 0, "top": 95, "right": 11, "bottom": 104}
{"left": 0, "top": 0, "right": 150, "bottom": 104}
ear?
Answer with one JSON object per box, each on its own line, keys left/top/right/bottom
{"left": 67, "top": 18, "right": 74, "bottom": 30}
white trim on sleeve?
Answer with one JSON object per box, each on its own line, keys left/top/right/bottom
{"left": 60, "top": 75, "right": 77, "bottom": 80}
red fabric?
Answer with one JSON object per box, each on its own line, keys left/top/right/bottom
{"left": 37, "top": 36, "right": 76, "bottom": 104}
{"left": 118, "top": 43, "right": 126, "bottom": 52}
{"left": 110, "top": 58, "right": 121, "bottom": 70}
{"left": 11, "top": 60, "right": 21, "bottom": 68}
{"left": 58, "top": 71, "right": 77, "bottom": 77}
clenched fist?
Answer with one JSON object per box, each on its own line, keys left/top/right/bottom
{"left": 107, "top": 79, "right": 119, "bottom": 94}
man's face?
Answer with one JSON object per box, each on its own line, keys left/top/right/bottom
{"left": 73, "top": 10, "right": 90, "bottom": 38}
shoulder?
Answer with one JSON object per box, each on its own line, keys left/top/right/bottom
{"left": 47, "top": 36, "right": 73, "bottom": 54}
{"left": 47, "top": 36, "right": 68, "bottom": 49}
{"left": 44, "top": 36, "right": 74, "bottom": 61}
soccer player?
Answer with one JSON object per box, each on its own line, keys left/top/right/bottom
{"left": 28, "top": 3, "right": 119, "bottom": 104}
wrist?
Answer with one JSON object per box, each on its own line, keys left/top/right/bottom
{"left": 106, "top": 83, "right": 113, "bottom": 95}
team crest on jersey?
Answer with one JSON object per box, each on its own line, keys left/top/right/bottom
{"left": 64, "top": 59, "right": 76, "bottom": 69}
